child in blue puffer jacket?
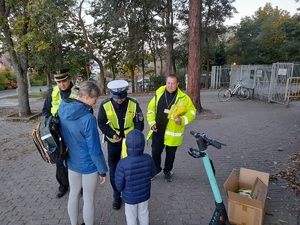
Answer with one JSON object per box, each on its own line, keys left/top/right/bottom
{"left": 115, "top": 129, "right": 156, "bottom": 225}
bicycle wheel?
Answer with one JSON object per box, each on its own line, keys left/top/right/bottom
{"left": 218, "top": 89, "right": 231, "bottom": 101}
{"left": 236, "top": 87, "right": 250, "bottom": 100}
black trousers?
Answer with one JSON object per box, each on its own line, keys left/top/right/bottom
{"left": 151, "top": 133, "right": 177, "bottom": 174}
{"left": 56, "top": 159, "right": 69, "bottom": 192}
{"left": 107, "top": 141, "right": 122, "bottom": 199}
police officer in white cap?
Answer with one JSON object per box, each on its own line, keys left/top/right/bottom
{"left": 97, "top": 79, "right": 144, "bottom": 210}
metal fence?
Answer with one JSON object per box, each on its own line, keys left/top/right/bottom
{"left": 285, "top": 77, "right": 300, "bottom": 107}
{"left": 211, "top": 63, "right": 300, "bottom": 106}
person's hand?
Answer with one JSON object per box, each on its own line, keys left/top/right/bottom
{"left": 113, "top": 134, "right": 122, "bottom": 142}
{"left": 175, "top": 116, "right": 182, "bottom": 125}
{"left": 99, "top": 175, "right": 106, "bottom": 184}
{"left": 151, "top": 125, "right": 158, "bottom": 132}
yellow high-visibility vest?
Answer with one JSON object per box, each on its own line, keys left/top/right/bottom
{"left": 146, "top": 86, "right": 196, "bottom": 146}
{"left": 103, "top": 98, "right": 137, "bottom": 145}
{"left": 51, "top": 86, "right": 76, "bottom": 116}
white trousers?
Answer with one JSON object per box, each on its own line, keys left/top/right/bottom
{"left": 125, "top": 200, "right": 149, "bottom": 225}
{"left": 68, "top": 170, "right": 98, "bottom": 225}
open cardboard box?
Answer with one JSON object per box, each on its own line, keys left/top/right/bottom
{"left": 223, "top": 168, "right": 269, "bottom": 225}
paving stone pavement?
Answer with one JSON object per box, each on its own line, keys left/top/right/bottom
{"left": 0, "top": 90, "right": 299, "bottom": 225}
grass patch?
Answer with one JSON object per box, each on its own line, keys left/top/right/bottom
{"left": 2, "top": 91, "right": 45, "bottom": 99}
{"left": 29, "top": 92, "right": 44, "bottom": 97}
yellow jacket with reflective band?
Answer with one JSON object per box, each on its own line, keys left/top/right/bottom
{"left": 103, "top": 99, "right": 137, "bottom": 143}
{"left": 51, "top": 86, "right": 77, "bottom": 116}
{"left": 146, "top": 85, "right": 196, "bottom": 147}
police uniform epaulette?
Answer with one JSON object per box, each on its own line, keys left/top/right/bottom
{"left": 102, "top": 98, "right": 112, "bottom": 104}
{"left": 127, "top": 96, "right": 137, "bottom": 103}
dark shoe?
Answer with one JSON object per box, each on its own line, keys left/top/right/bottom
{"left": 151, "top": 169, "right": 162, "bottom": 181}
{"left": 81, "top": 223, "right": 85, "bottom": 225}
{"left": 56, "top": 189, "right": 67, "bottom": 198}
{"left": 112, "top": 197, "right": 122, "bottom": 210}
{"left": 165, "top": 171, "right": 172, "bottom": 182}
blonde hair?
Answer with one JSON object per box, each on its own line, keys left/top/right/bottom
{"left": 77, "top": 81, "right": 100, "bottom": 98}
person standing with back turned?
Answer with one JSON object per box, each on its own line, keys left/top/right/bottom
{"left": 42, "top": 68, "right": 75, "bottom": 198}
{"left": 97, "top": 79, "right": 144, "bottom": 210}
{"left": 58, "top": 81, "right": 108, "bottom": 225}
{"left": 115, "top": 129, "right": 156, "bottom": 225}
{"left": 146, "top": 73, "right": 196, "bottom": 182}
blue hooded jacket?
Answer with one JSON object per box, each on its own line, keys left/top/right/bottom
{"left": 58, "top": 99, "right": 108, "bottom": 175}
{"left": 115, "top": 129, "right": 156, "bottom": 204}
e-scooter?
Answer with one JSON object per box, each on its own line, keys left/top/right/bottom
{"left": 188, "top": 131, "right": 232, "bottom": 225}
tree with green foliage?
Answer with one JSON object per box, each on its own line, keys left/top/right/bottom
{"left": 226, "top": 3, "right": 299, "bottom": 64}
{"left": 175, "top": 0, "right": 236, "bottom": 89}
{"left": 0, "top": 0, "right": 81, "bottom": 116}
{"left": 91, "top": 0, "right": 163, "bottom": 92}
{"left": 0, "top": 0, "right": 32, "bottom": 116}
{"left": 201, "top": 0, "right": 236, "bottom": 88}
{"left": 28, "top": 0, "right": 83, "bottom": 88}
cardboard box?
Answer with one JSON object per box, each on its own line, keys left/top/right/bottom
{"left": 223, "top": 168, "right": 269, "bottom": 225}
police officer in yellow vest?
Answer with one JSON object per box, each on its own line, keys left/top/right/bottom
{"left": 146, "top": 74, "right": 196, "bottom": 182}
{"left": 97, "top": 80, "right": 144, "bottom": 210}
{"left": 42, "top": 68, "right": 74, "bottom": 198}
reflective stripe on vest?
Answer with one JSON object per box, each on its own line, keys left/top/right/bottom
{"left": 51, "top": 86, "right": 61, "bottom": 116}
{"left": 51, "top": 86, "right": 76, "bottom": 116}
{"left": 146, "top": 86, "right": 196, "bottom": 146}
{"left": 103, "top": 99, "right": 137, "bottom": 143}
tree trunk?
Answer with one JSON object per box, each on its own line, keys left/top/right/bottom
{"left": 205, "top": 36, "right": 210, "bottom": 89}
{"left": 205, "top": 58, "right": 210, "bottom": 89}
{"left": 0, "top": 2, "right": 31, "bottom": 116}
{"left": 141, "top": 59, "right": 145, "bottom": 91}
{"left": 79, "top": 0, "right": 105, "bottom": 95}
{"left": 151, "top": 51, "right": 157, "bottom": 76}
{"left": 153, "top": 57, "right": 157, "bottom": 76}
{"left": 94, "top": 58, "right": 106, "bottom": 95}
{"left": 17, "top": 68, "right": 31, "bottom": 116}
{"left": 111, "top": 65, "right": 116, "bottom": 80}
{"left": 187, "top": 0, "right": 202, "bottom": 113}
{"left": 158, "top": 53, "right": 163, "bottom": 76}
{"left": 47, "top": 72, "right": 52, "bottom": 90}
{"left": 9, "top": 50, "right": 31, "bottom": 116}
{"left": 130, "top": 66, "right": 135, "bottom": 93}
{"left": 165, "top": 0, "right": 174, "bottom": 76}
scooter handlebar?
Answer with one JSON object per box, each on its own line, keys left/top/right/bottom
{"left": 190, "top": 131, "right": 226, "bottom": 149}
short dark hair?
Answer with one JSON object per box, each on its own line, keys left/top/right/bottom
{"left": 166, "top": 74, "right": 179, "bottom": 83}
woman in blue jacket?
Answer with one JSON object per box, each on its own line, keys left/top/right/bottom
{"left": 58, "top": 81, "right": 108, "bottom": 225}
{"left": 115, "top": 129, "right": 156, "bottom": 225}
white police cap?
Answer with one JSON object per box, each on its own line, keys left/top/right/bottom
{"left": 107, "top": 80, "right": 128, "bottom": 92}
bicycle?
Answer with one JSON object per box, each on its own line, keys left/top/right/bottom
{"left": 218, "top": 80, "right": 250, "bottom": 101}
{"left": 188, "top": 131, "right": 231, "bottom": 225}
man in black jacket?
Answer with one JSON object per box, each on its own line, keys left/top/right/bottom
{"left": 42, "top": 68, "right": 73, "bottom": 198}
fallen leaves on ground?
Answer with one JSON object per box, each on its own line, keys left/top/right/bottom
{"left": 276, "top": 152, "right": 300, "bottom": 195}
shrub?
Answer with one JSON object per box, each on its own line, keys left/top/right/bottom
{"left": 0, "top": 70, "right": 17, "bottom": 90}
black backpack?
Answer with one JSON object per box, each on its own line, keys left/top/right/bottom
{"left": 32, "top": 115, "right": 67, "bottom": 164}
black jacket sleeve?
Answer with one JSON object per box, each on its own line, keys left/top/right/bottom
{"left": 133, "top": 101, "right": 144, "bottom": 132}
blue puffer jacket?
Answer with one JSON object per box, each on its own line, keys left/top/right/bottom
{"left": 58, "top": 99, "right": 108, "bottom": 175}
{"left": 115, "top": 129, "right": 156, "bottom": 204}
